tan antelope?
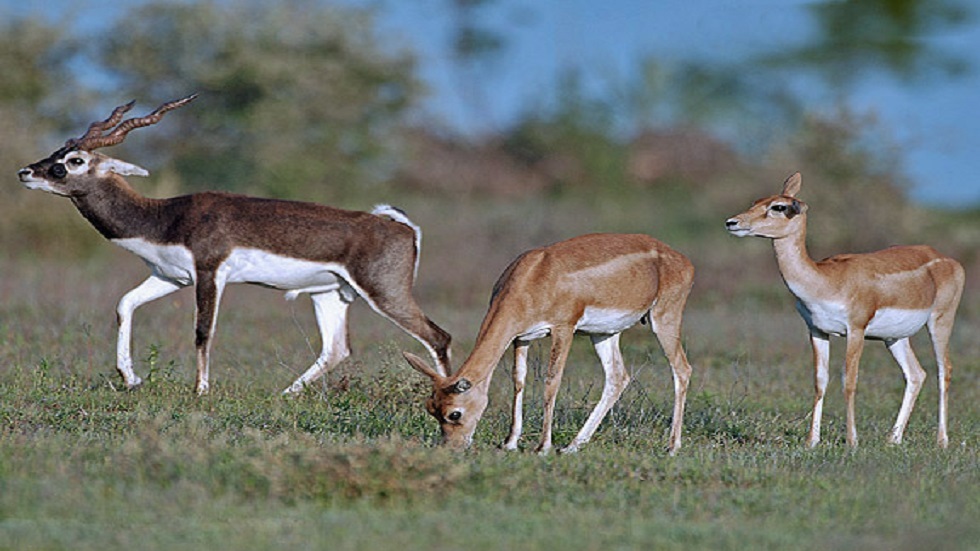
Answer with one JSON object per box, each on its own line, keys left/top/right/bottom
{"left": 404, "top": 233, "right": 694, "bottom": 454}
{"left": 725, "top": 172, "right": 964, "bottom": 448}
{"left": 18, "top": 95, "right": 451, "bottom": 395}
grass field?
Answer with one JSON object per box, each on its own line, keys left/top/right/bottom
{"left": 1, "top": 187, "right": 978, "bottom": 550}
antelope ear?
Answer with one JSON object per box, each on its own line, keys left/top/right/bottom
{"left": 98, "top": 158, "right": 149, "bottom": 177}
{"left": 781, "top": 172, "right": 802, "bottom": 197}
{"left": 403, "top": 352, "right": 443, "bottom": 383}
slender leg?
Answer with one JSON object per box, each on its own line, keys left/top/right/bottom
{"left": 560, "top": 333, "right": 631, "bottom": 454}
{"left": 928, "top": 312, "right": 957, "bottom": 449}
{"left": 884, "top": 338, "right": 926, "bottom": 445}
{"left": 842, "top": 327, "right": 867, "bottom": 448}
{"left": 807, "top": 331, "right": 831, "bottom": 448}
{"left": 650, "top": 319, "right": 693, "bottom": 455}
{"left": 282, "top": 291, "right": 353, "bottom": 394}
{"left": 535, "top": 326, "right": 575, "bottom": 455}
{"left": 194, "top": 270, "right": 226, "bottom": 395}
{"left": 501, "top": 341, "right": 529, "bottom": 450}
{"left": 116, "top": 275, "right": 184, "bottom": 389}
{"left": 358, "top": 289, "right": 452, "bottom": 377}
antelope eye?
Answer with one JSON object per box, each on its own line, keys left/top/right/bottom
{"left": 447, "top": 411, "right": 462, "bottom": 422}
{"left": 770, "top": 204, "right": 787, "bottom": 213}
{"left": 50, "top": 163, "right": 67, "bottom": 179}
{"left": 68, "top": 157, "right": 85, "bottom": 166}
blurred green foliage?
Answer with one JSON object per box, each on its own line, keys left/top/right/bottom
{"left": 95, "top": 0, "right": 420, "bottom": 199}
{"left": 1, "top": 0, "right": 975, "bottom": 262}
{"left": 764, "top": 0, "right": 972, "bottom": 90}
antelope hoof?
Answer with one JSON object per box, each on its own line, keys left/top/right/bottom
{"left": 557, "top": 444, "right": 581, "bottom": 455}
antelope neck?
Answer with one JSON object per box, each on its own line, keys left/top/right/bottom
{"left": 770, "top": 221, "right": 824, "bottom": 298}
{"left": 70, "top": 177, "right": 171, "bottom": 241}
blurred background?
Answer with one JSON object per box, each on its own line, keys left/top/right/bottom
{"left": 2, "top": 0, "right": 979, "bottom": 320}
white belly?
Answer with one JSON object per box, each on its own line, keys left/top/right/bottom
{"left": 221, "top": 248, "right": 349, "bottom": 294}
{"left": 866, "top": 308, "right": 931, "bottom": 339}
{"left": 575, "top": 307, "right": 645, "bottom": 335}
{"left": 112, "top": 239, "right": 352, "bottom": 296}
{"left": 799, "top": 300, "right": 930, "bottom": 339}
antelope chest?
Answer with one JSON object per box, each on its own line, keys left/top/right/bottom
{"left": 113, "top": 238, "right": 195, "bottom": 285}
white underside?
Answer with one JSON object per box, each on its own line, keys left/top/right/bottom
{"left": 112, "top": 238, "right": 355, "bottom": 297}
{"left": 515, "top": 307, "right": 648, "bottom": 343}
{"left": 575, "top": 306, "right": 647, "bottom": 334}
{"left": 799, "top": 300, "right": 931, "bottom": 339}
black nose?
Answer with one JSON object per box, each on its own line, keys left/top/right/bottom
{"left": 17, "top": 168, "right": 31, "bottom": 177}
{"left": 725, "top": 219, "right": 738, "bottom": 228}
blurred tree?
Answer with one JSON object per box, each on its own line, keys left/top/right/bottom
{"left": 95, "top": 0, "right": 421, "bottom": 200}
{"left": 621, "top": 58, "right": 802, "bottom": 155}
{"left": 0, "top": 17, "right": 99, "bottom": 258}
{"left": 503, "top": 69, "right": 625, "bottom": 190}
{"left": 764, "top": 0, "right": 972, "bottom": 92}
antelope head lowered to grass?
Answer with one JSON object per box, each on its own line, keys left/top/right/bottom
{"left": 18, "top": 95, "right": 451, "bottom": 395}
{"left": 725, "top": 172, "right": 964, "bottom": 448}
{"left": 405, "top": 233, "right": 695, "bottom": 455}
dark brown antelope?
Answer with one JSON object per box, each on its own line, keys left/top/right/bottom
{"left": 19, "top": 95, "right": 451, "bottom": 395}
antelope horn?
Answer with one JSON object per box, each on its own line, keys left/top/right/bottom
{"left": 65, "top": 100, "right": 136, "bottom": 149}
{"left": 70, "top": 93, "right": 199, "bottom": 151}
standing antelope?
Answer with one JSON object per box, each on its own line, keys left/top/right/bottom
{"left": 404, "top": 233, "right": 694, "bottom": 454}
{"left": 18, "top": 95, "right": 451, "bottom": 395}
{"left": 725, "top": 172, "right": 964, "bottom": 448}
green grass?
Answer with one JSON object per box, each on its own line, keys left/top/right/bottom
{"left": 1, "top": 253, "right": 977, "bottom": 551}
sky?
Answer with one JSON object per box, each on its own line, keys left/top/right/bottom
{"left": 362, "top": 0, "right": 980, "bottom": 208}
{"left": 8, "top": 0, "right": 980, "bottom": 208}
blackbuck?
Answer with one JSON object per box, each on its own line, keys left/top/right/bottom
{"left": 725, "top": 172, "right": 964, "bottom": 448}
{"left": 404, "top": 233, "right": 694, "bottom": 454}
{"left": 18, "top": 95, "right": 451, "bottom": 395}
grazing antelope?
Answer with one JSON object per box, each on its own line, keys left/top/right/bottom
{"left": 725, "top": 172, "right": 964, "bottom": 448}
{"left": 18, "top": 95, "right": 451, "bottom": 395}
{"left": 404, "top": 233, "right": 694, "bottom": 454}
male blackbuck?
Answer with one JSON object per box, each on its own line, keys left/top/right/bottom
{"left": 18, "top": 95, "right": 451, "bottom": 395}
{"left": 725, "top": 172, "right": 964, "bottom": 448}
{"left": 404, "top": 233, "right": 694, "bottom": 454}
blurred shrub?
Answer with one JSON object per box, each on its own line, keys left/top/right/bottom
{"left": 95, "top": 0, "right": 419, "bottom": 201}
